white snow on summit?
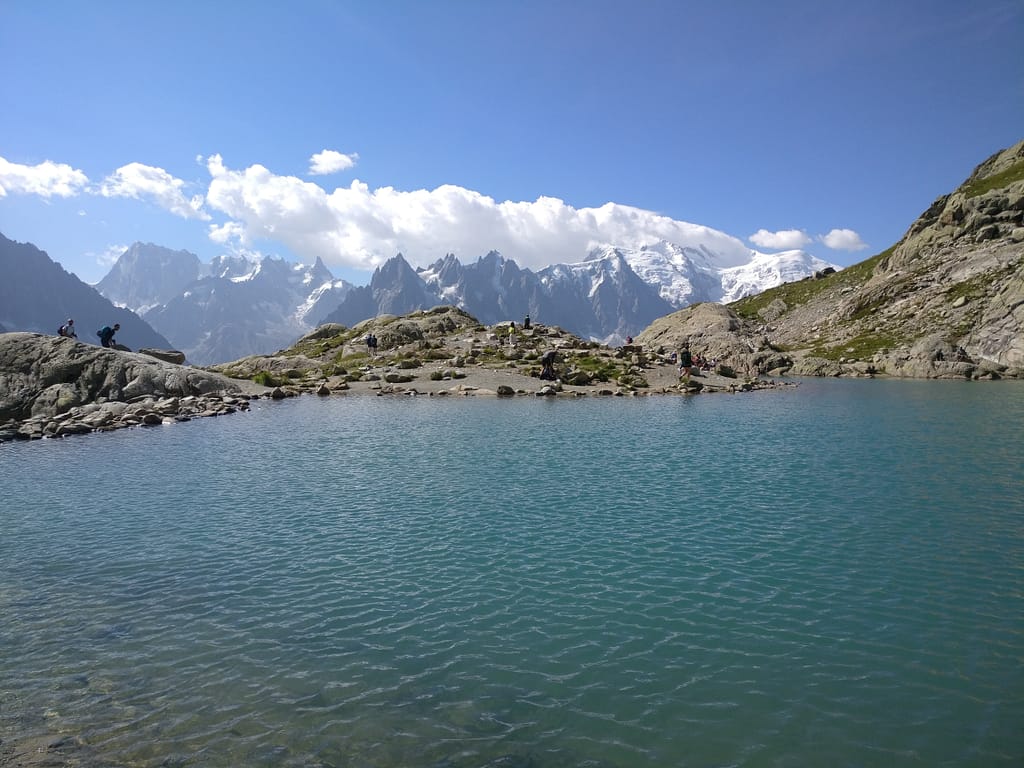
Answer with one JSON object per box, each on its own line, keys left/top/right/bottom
{"left": 719, "top": 249, "right": 840, "bottom": 303}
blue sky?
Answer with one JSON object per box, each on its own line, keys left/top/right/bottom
{"left": 1, "top": 0, "right": 1022, "bottom": 284}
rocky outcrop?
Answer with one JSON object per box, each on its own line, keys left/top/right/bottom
{"left": 636, "top": 303, "right": 786, "bottom": 377}
{"left": 0, "top": 332, "right": 251, "bottom": 441}
{"left": 706, "top": 139, "right": 1024, "bottom": 379}
{"left": 208, "top": 305, "right": 793, "bottom": 399}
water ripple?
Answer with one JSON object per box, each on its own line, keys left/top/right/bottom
{"left": 1, "top": 381, "right": 1022, "bottom": 766}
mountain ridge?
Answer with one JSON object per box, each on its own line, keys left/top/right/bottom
{"left": 0, "top": 233, "right": 173, "bottom": 351}
{"left": 638, "top": 138, "right": 1024, "bottom": 378}
{"left": 89, "top": 234, "right": 833, "bottom": 364}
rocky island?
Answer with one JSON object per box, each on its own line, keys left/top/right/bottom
{"left": 0, "top": 310, "right": 789, "bottom": 443}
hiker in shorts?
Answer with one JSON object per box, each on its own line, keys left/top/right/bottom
{"left": 678, "top": 344, "right": 694, "bottom": 377}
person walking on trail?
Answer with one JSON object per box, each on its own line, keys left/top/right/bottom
{"left": 97, "top": 323, "right": 120, "bottom": 348}
{"left": 58, "top": 319, "right": 77, "bottom": 338}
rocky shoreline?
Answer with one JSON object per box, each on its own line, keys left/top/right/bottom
{"left": 0, "top": 325, "right": 796, "bottom": 443}
{"left": 0, "top": 391, "right": 255, "bottom": 442}
{"left": 0, "top": 333, "right": 266, "bottom": 444}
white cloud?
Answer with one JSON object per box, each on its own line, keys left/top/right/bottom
{"left": 820, "top": 228, "right": 868, "bottom": 251}
{"left": 309, "top": 149, "right": 358, "bottom": 176}
{"left": 203, "top": 155, "right": 754, "bottom": 271}
{"left": 0, "top": 156, "right": 89, "bottom": 198}
{"left": 748, "top": 228, "right": 812, "bottom": 250}
{"left": 94, "top": 243, "right": 129, "bottom": 269}
{"left": 100, "top": 163, "right": 210, "bottom": 220}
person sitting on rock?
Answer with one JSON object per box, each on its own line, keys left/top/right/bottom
{"left": 58, "top": 318, "right": 77, "bottom": 339}
{"left": 97, "top": 323, "right": 120, "bottom": 348}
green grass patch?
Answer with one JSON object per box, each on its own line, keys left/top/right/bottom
{"left": 810, "top": 332, "right": 900, "bottom": 361}
{"left": 571, "top": 355, "right": 622, "bottom": 382}
{"left": 252, "top": 371, "right": 286, "bottom": 387}
{"left": 962, "top": 157, "right": 1024, "bottom": 199}
{"left": 731, "top": 248, "right": 892, "bottom": 321}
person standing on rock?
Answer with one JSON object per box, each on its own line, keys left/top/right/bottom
{"left": 58, "top": 319, "right": 77, "bottom": 338}
{"left": 679, "top": 344, "right": 693, "bottom": 377}
{"left": 97, "top": 323, "right": 120, "bottom": 348}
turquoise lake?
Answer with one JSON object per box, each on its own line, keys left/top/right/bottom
{"left": 1, "top": 379, "right": 1022, "bottom": 767}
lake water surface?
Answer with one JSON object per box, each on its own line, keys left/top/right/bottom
{"left": 2, "top": 379, "right": 1022, "bottom": 767}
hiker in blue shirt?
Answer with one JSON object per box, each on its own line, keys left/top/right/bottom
{"left": 97, "top": 323, "right": 120, "bottom": 348}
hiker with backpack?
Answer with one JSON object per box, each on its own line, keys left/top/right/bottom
{"left": 97, "top": 323, "right": 120, "bottom": 348}
{"left": 58, "top": 319, "right": 77, "bottom": 339}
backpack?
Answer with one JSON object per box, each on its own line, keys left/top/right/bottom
{"left": 58, "top": 325, "right": 67, "bottom": 336}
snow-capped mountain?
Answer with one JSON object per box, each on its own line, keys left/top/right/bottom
{"left": 718, "top": 249, "right": 838, "bottom": 302}
{"left": 96, "top": 244, "right": 352, "bottom": 364}
{"left": 329, "top": 238, "right": 832, "bottom": 346}
{"left": 599, "top": 240, "right": 838, "bottom": 307}
{"left": 94, "top": 236, "right": 839, "bottom": 363}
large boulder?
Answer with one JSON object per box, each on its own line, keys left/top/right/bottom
{"left": 0, "top": 332, "right": 241, "bottom": 422}
{"left": 139, "top": 348, "right": 187, "bottom": 365}
{"left": 636, "top": 302, "right": 774, "bottom": 373}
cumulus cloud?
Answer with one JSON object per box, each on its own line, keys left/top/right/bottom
{"left": 100, "top": 163, "right": 210, "bottom": 220}
{"left": 748, "top": 228, "right": 812, "bottom": 250}
{"left": 0, "top": 156, "right": 89, "bottom": 198}
{"left": 820, "top": 228, "right": 868, "bottom": 251}
{"left": 309, "top": 149, "right": 358, "bottom": 176}
{"left": 203, "top": 155, "right": 753, "bottom": 271}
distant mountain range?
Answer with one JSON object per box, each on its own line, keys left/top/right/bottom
{"left": 0, "top": 233, "right": 172, "bottom": 350}
{"left": 3, "top": 233, "right": 836, "bottom": 365}
{"left": 320, "top": 241, "right": 835, "bottom": 344}
{"left": 96, "top": 243, "right": 352, "bottom": 365}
